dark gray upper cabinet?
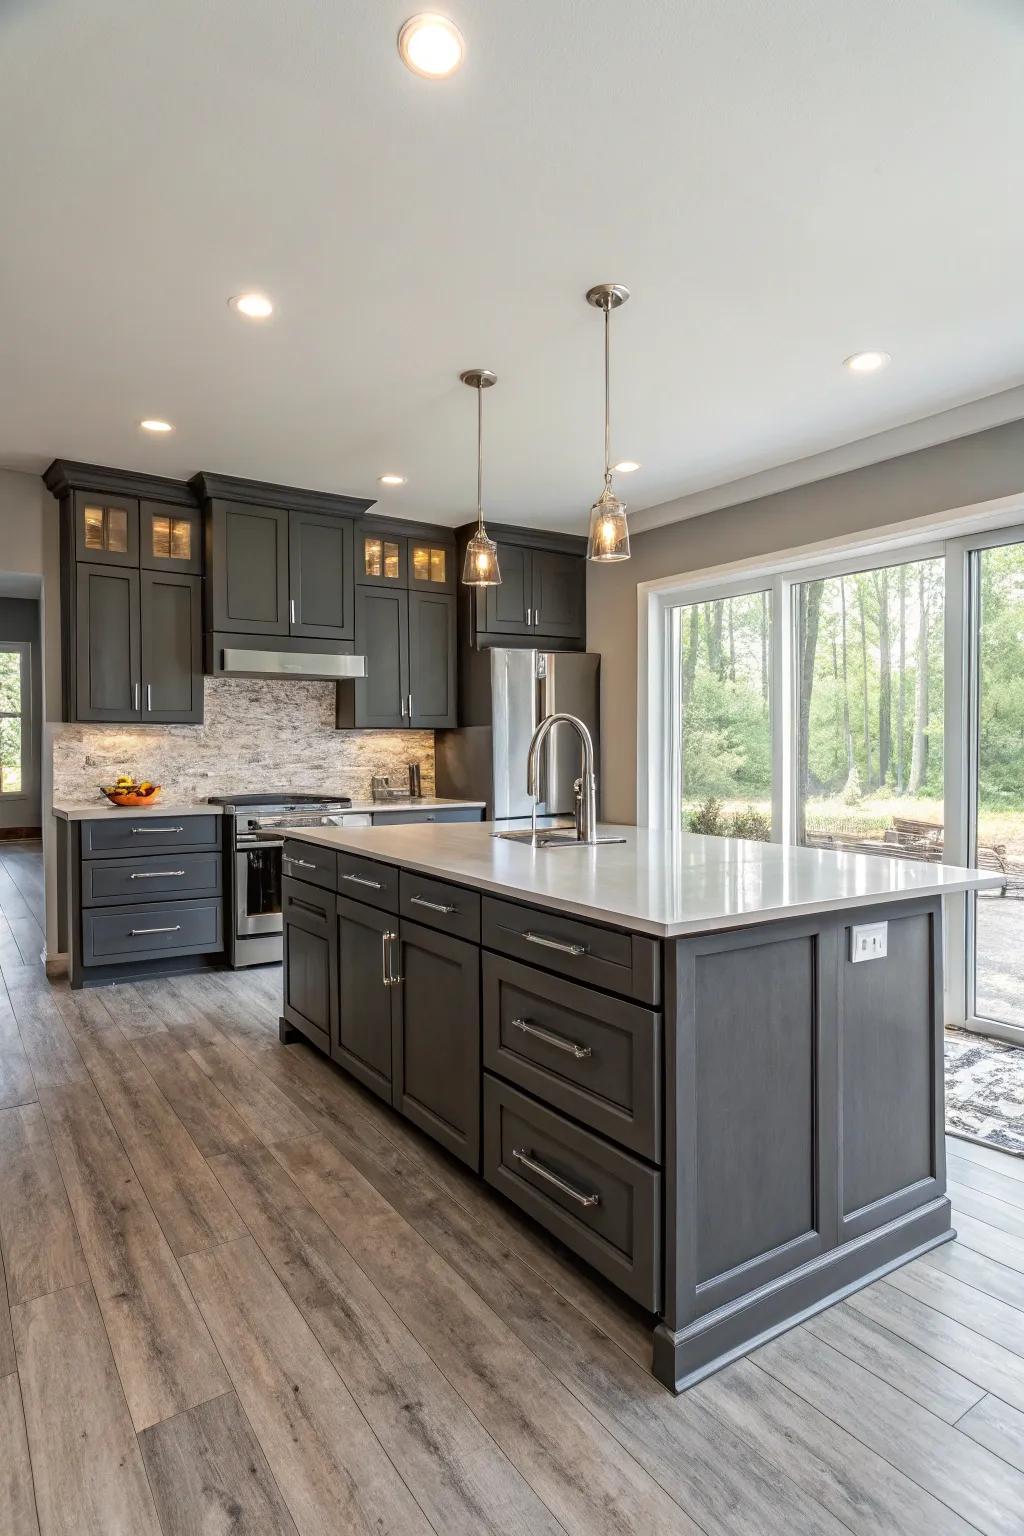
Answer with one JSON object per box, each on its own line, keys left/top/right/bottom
{"left": 408, "top": 591, "right": 456, "bottom": 728}
{"left": 72, "top": 490, "right": 140, "bottom": 567}
{"left": 356, "top": 521, "right": 456, "bottom": 596}
{"left": 209, "top": 500, "right": 290, "bottom": 635}
{"left": 140, "top": 571, "right": 203, "bottom": 723}
{"left": 289, "top": 511, "right": 354, "bottom": 639}
{"left": 74, "top": 563, "right": 142, "bottom": 721}
{"left": 357, "top": 524, "right": 408, "bottom": 588}
{"left": 342, "top": 586, "right": 409, "bottom": 729}
{"left": 460, "top": 523, "right": 587, "bottom": 646}
{"left": 140, "top": 501, "right": 202, "bottom": 574}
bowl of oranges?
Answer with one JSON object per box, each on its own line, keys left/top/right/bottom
{"left": 100, "top": 775, "right": 162, "bottom": 808}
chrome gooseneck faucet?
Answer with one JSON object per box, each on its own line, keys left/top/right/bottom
{"left": 526, "top": 712, "right": 598, "bottom": 844}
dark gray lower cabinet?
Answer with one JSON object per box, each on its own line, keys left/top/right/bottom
{"left": 81, "top": 897, "right": 222, "bottom": 966}
{"left": 335, "top": 896, "right": 395, "bottom": 1100}
{"left": 393, "top": 920, "right": 480, "bottom": 1168}
{"left": 281, "top": 878, "right": 335, "bottom": 1056}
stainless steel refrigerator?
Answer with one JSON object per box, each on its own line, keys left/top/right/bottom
{"left": 435, "top": 648, "right": 600, "bottom": 823}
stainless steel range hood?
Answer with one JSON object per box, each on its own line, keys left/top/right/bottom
{"left": 218, "top": 646, "right": 367, "bottom": 681}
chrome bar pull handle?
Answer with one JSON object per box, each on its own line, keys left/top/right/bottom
{"left": 522, "top": 931, "right": 587, "bottom": 957}
{"left": 131, "top": 826, "right": 184, "bottom": 834}
{"left": 290, "top": 598, "right": 296, "bottom": 624}
{"left": 387, "top": 931, "right": 403, "bottom": 986}
{"left": 129, "top": 870, "right": 185, "bottom": 879}
{"left": 381, "top": 929, "right": 392, "bottom": 986}
{"left": 409, "top": 895, "right": 456, "bottom": 915}
{"left": 511, "top": 1017, "right": 592, "bottom": 1059}
{"left": 283, "top": 856, "right": 317, "bottom": 871}
{"left": 133, "top": 681, "right": 140, "bottom": 711}
{"left": 146, "top": 683, "right": 152, "bottom": 711}
{"left": 130, "top": 924, "right": 182, "bottom": 936}
{"left": 511, "top": 1148, "right": 600, "bottom": 1208}
{"left": 341, "top": 872, "right": 382, "bottom": 890}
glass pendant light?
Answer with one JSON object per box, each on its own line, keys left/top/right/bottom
{"left": 460, "top": 368, "right": 502, "bottom": 586}
{"left": 585, "top": 283, "right": 631, "bottom": 562}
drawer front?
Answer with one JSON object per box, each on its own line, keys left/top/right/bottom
{"left": 482, "top": 895, "right": 660, "bottom": 1005}
{"left": 336, "top": 850, "right": 399, "bottom": 912}
{"left": 81, "top": 852, "right": 221, "bottom": 907}
{"left": 371, "top": 807, "right": 483, "bottom": 825}
{"left": 281, "top": 839, "right": 335, "bottom": 892}
{"left": 399, "top": 870, "right": 480, "bottom": 943}
{"left": 80, "top": 815, "right": 221, "bottom": 857}
{"left": 282, "top": 876, "right": 334, "bottom": 926}
{"left": 81, "top": 898, "right": 223, "bottom": 966}
{"left": 483, "top": 953, "right": 661, "bottom": 1161}
{"left": 484, "top": 1076, "right": 661, "bottom": 1310}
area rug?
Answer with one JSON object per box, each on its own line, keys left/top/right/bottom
{"left": 945, "top": 1027, "right": 1024, "bottom": 1156}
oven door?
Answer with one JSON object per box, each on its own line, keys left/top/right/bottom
{"left": 235, "top": 838, "right": 284, "bottom": 938}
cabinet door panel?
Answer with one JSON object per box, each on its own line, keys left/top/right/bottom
{"left": 408, "top": 591, "right": 456, "bottom": 728}
{"left": 393, "top": 920, "right": 480, "bottom": 1169}
{"left": 408, "top": 538, "right": 455, "bottom": 594}
{"left": 335, "top": 897, "right": 394, "bottom": 1101}
{"left": 482, "top": 545, "right": 532, "bottom": 634}
{"left": 141, "top": 571, "right": 203, "bottom": 722}
{"left": 352, "top": 586, "right": 409, "bottom": 728}
{"left": 531, "top": 549, "right": 585, "bottom": 639}
{"left": 140, "top": 502, "right": 202, "bottom": 574}
{"left": 74, "top": 563, "right": 141, "bottom": 721}
{"left": 282, "top": 878, "right": 336, "bottom": 1056}
{"left": 210, "top": 501, "right": 289, "bottom": 633}
{"left": 357, "top": 528, "right": 407, "bottom": 588}
{"left": 73, "top": 491, "right": 139, "bottom": 567}
{"left": 289, "top": 511, "right": 354, "bottom": 639}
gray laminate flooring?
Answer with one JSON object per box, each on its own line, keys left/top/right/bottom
{"left": 1, "top": 855, "right": 1024, "bottom": 1532}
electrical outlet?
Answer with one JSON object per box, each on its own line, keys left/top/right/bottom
{"left": 850, "top": 921, "right": 888, "bottom": 963}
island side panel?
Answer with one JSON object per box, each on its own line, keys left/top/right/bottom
{"left": 656, "top": 894, "right": 953, "bottom": 1393}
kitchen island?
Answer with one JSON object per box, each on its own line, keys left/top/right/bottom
{"left": 277, "top": 819, "right": 998, "bottom": 1391}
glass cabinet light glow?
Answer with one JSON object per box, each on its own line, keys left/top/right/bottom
{"left": 585, "top": 283, "right": 631, "bottom": 563}
{"left": 460, "top": 369, "right": 501, "bottom": 587}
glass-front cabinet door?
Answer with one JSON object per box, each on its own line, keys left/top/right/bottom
{"left": 409, "top": 539, "right": 454, "bottom": 593}
{"left": 72, "top": 491, "right": 139, "bottom": 567}
{"left": 358, "top": 528, "right": 407, "bottom": 588}
{"left": 140, "top": 501, "right": 202, "bottom": 573}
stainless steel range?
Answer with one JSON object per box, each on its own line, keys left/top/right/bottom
{"left": 210, "top": 794, "right": 371, "bottom": 967}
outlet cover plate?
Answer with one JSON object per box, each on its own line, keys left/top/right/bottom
{"left": 851, "top": 921, "right": 888, "bottom": 963}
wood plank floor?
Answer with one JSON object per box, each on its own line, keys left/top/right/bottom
{"left": 2, "top": 851, "right": 1024, "bottom": 1532}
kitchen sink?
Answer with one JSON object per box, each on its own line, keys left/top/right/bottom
{"left": 493, "top": 829, "right": 627, "bottom": 849}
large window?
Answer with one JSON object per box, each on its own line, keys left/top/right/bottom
{"left": 678, "top": 591, "right": 772, "bottom": 840}
{"left": 0, "top": 642, "right": 30, "bottom": 797}
{"left": 797, "top": 558, "right": 944, "bottom": 859}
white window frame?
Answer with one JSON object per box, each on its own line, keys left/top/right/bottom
{"left": 0, "top": 640, "right": 31, "bottom": 801}
{"left": 638, "top": 489, "right": 1024, "bottom": 1040}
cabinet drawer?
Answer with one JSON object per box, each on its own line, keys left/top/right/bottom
{"left": 481, "top": 896, "right": 660, "bottom": 1005}
{"left": 282, "top": 876, "right": 334, "bottom": 926}
{"left": 371, "top": 807, "right": 483, "bottom": 825}
{"left": 81, "top": 852, "right": 221, "bottom": 907}
{"left": 281, "top": 839, "right": 336, "bottom": 892}
{"left": 399, "top": 870, "right": 480, "bottom": 943}
{"left": 482, "top": 954, "right": 661, "bottom": 1161}
{"left": 80, "top": 815, "right": 221, "bottom": 857}
{"left": 336, "top": 850, "right": 399, "bottom": 912}
{"left": 484, "top": 1077, "right": 661, "bottom": 1310}
{"left": 81, "top": 898, "right": 223, "bottom": 966}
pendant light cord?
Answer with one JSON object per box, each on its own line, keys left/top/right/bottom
{"left": 477, "top": 382, "right": 485, "bottom": 529}
{"left": 603, "top": 299, "right": 612, "bottom": 490}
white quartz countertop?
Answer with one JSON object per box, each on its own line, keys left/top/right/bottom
{"left": 51, "top": 796, "right": 484, "bottom": 822}
{"left": 283, "top": 821, "right": 1003, "bottom": 937}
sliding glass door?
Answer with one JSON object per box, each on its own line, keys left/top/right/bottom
{"left": 971, "top": 539, "right": 1024, "bottom": 1033}
{"left": 677, "top": 590, "right": 773, "bottom": 840}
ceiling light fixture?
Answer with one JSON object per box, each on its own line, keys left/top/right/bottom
{"left": 585, "top": 283, "right": 631, "bottom": 563}
{"left": 229, "top": 293, "right": 274, "bottom": 320}
{"left": 460, "top": 369, "right": 501, "bottom": 587}
{"left": 378, "top": 474, "right": 407, "bottom": 486}
{"left": 613, "top": 460, "right": 640, "bottom": 473}
{"left": 139, "top": 418, "right": 173, "bottom": 433}
{"left": 398, "top": 14, "right": 465, "bottom": 78}
{"left": 843, "top": 350, "right": 891, "bottom": 374}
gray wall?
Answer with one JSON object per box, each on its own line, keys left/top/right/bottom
{"left": 588, "top": 417, "right": 1024, "bottom": 824}
{"left": 0, "top": 598, "right": 42, "bottom": 828}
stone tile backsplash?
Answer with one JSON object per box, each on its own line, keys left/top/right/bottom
{"left": 52, "top": 678, "right": 435, "bottom": 804}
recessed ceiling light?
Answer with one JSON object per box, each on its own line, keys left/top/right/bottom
{"left": 229, "top": 292, "right": 274, "bottom": 320}
{"left": 139, "top": 418, "right": 174, "bottom": 433}
{"left": 613, "top": 460, "right": 641, "bottom": 473}
{"left": 378, "top": 474, "right": 407, "bottom": 486}
{"left": 398, "top": 14, "right": 465, "bottom": 77}
{"left": 843, "top": 350, "right": 891, "bottom": 374}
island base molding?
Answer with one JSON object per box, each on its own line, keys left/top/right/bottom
{"left": 653, "top": 1196, "right": 953, "bottom": 1392}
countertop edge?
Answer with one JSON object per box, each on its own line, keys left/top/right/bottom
{"left": 51, "top": 796, "right": 486, "bottom": 822}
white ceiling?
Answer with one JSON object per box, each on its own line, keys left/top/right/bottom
{"left": 1, "top": 0, "right": 1022, "bottom": 532}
